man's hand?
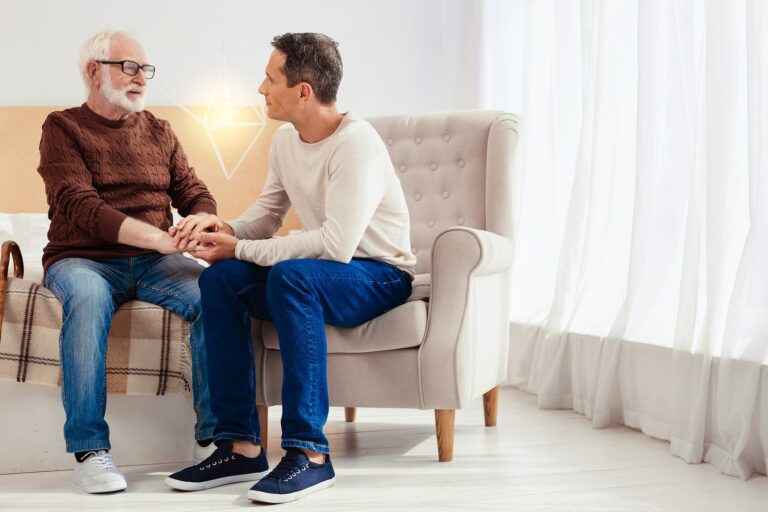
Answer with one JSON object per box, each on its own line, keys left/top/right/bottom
{"left": 118, "top": 217, "right": 183, "bottom": 254}
{"left": 170, "top": 213, "right": 233, "bottom": 250}
{"left": 154, "top": 231, "right": 185, "bottom": 255}
{"left": 190, "top": 231, "right": 239, "bottom": 264}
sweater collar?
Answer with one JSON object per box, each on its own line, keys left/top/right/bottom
{"left": 295, "top": 111, "right": 355, "bottom": 147}
{"left": 81, "top": 102, "right": 139, "bottom": 129}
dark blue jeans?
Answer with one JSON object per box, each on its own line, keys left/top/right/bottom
{"left": 200, "top": 258, "right": 412, "bottom": 454}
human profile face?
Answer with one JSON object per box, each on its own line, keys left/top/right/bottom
{"left": 97, "top": 36, "right": 150, "bottom": 114}
{"left": 258, "top": 50, "right": 301, "bottom": 122}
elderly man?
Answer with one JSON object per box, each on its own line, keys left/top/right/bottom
{"left": 38, "top": 30, "right": 217, "bottom": 493}
{"left": 164, "top": 33, "right": 415, "bottom": 504}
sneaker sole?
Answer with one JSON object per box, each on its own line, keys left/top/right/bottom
{"left": 247, "top": 477, "right": 336, "bottom": 504}
{"left": 76, "top": 480, "right": 127, "bottom": 494}
{"left": 165, "top": 470, "right": 270, "bottom": 491}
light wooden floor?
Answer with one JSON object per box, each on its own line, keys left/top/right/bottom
{"left": 1, "top": 387, "right": 766, "bottom": 512}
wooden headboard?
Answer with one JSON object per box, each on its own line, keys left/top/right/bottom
{"left": 0, "top": 106, "right": 300, "bottom": 234}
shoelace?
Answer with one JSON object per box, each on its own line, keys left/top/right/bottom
{"left": 198, "top": 447, "right": 237, "bottom": 471}
{"left": 88, "top": 452, "right": 117, "bottom": 471}
{"left": 267, "top": 456, "right": 311, "bottom": 482}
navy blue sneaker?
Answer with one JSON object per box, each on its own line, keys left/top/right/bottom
{"left": 247, "top": 448, "right": 336, "bottom": 503}
{"left": 165, "top": 442, "right": 269, "bottom": 491}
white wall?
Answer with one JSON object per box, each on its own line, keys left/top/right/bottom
{"left": 0, "top": 0, "right": 492, "bottom": 117}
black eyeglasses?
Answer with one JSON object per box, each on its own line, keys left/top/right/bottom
{"left": 97, "top": 60, "right": 156, "bottom": 79}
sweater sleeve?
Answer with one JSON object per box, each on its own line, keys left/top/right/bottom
{"left": 37, "top": 115, "right": 127, "bottom": 242}
{"left": 235, "top": 131, "right": 385, "bottom": 266}
{"left": 166, "top": 124, "right": 217, "bottom": 216}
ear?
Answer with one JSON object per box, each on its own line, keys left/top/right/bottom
{"left": 86, "top": 60, "right": 102, "bottom": 89}
{"left": 298, "top": 82, "right": 313, "bottom": 103}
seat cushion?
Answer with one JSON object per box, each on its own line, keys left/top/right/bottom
{"left": 408, "top": 273, "right": 430, "bottom": 301}
{"left": 262, "top": 299, "right": 428, "bottom": 354}
{"left": 0, "top": 277, "right": 193, "bottom": 398}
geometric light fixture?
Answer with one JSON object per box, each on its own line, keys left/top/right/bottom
{"left": 163, "top": 1, "right": 267, "bottom": 180}
{"left": 178, "top": 83, "right": 266, "bottom": 180}
{"left": 170, "top": 80, "right": 267, "bottom": 180}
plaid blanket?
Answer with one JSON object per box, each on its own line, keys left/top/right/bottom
{"left": 0, "top": 277, "right": 192, "bottom": 399}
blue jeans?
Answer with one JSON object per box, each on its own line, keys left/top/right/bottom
{"left": 200, "top": 258, "right": 411, "bottom": 454}
{"left": 44, "top": 253, "right": 216, "bottom": 453}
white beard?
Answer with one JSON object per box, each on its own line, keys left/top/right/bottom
{"left": 101, "top": 69, "right": 146, "bottom": 113}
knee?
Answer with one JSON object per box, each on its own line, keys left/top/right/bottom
{"left": 199, "top": 260, "right": 242, "bottom": 291}
{"left": 58, "top": 283, "right": 114, "bottom": 354}
{"left": 60, "top": 273, "right": 114, "bottom": 311}
{"left": 265, "top": 259, "right": 311, "bottom": 298}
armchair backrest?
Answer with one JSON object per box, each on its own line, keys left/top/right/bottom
{"left": 369, "top": 111, "right": 520, "bottom": 274}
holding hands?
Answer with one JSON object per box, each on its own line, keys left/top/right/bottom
{"left": 188, "top": 232, "right": 239, "bottom": 264}
{"left": 169, "top": 213, "right": 238, "bottom": 264}
{"left": 170, "top": 213, "right": 231, "bottom": 249}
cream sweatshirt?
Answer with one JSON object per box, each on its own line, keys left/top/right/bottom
{"left": 229, "top": 112, "right": 416, "bottom": 277}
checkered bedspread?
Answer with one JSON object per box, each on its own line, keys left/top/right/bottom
{"left": 0, "top": 277, "right": 192, "bottom": 399}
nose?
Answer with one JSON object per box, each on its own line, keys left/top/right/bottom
{"left": 133, "top": 69, "right": 146, "bottom": 86}
{"left": 258, "top": 79, "right": 267, "bottom": 96}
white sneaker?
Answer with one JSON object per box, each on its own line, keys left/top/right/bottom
{"left": 73, "top": 450, "right": 127, "bottom": 494}
{"left": 193, "top": 441, "right": 217, "bottom": 464}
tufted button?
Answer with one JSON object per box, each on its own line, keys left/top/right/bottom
{"left": 399, "top": 164, "right": 407, "bottom": 172}
{"left": 442, "top": 191, "right": 450, "bottom": 199}
{"left": 387, "top": 138, "right": 394, "bottom": 146}
{"left": 427, "top": 220, "right": 435, "bottom": 228}
{"left": 415, "top": 136, "right": 423, "bottom": 144}
{"left": 458, "top": 217, "right": 465, "bottom": 225}
{"left": 458, "top": 159, "right": 466, "bottom": 168}
{"left": 413, "top": 193, "right": 422, "bottom": 201}
{"left": 443, "top": 134, "right": 451, "bottom": 142}
{"left": 430, "top": 163, "right": 438, "bottom": 171}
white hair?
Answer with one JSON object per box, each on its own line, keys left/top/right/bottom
{"left": 78, "top": 29, "right": 131, "bottom": 91}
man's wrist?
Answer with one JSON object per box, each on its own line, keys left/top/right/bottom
{"left": 147, "top": 229, "right": 168, "bottom": 250}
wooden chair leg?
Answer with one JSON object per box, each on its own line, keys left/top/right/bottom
{"left": 434, "top": 409, "right": 455, "bottom": 462}
{"left": 483, "top": 385, "right": 499, "bottom": 427}
{"left": 256, "top": 404, "right": 268, "bottom": 454}
{"left": 344, "top": 407, "right": 356, "bottom": 422}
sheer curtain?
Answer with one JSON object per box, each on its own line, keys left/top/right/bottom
{"left": 479, "top": 0, "right": 768, "bottom": 479}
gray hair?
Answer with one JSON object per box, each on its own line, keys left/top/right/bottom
{"left": 78, "top": 29, "right": 129, "bottom": 90}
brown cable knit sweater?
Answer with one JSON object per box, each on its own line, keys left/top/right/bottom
{"left": 37, "top": 103, "right": 217, "bottom": 270}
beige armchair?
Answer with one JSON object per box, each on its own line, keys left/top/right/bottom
{"left": 253, "top": 110, "right": 520, "bottom": 462}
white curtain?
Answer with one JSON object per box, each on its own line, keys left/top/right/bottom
{"left": 479, "top": 0, "right": 768, "bottom": 479}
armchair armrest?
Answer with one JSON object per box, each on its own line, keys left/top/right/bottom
{"left": 419, "top": 227, "right": 513, "bottom": 409}
{"left": 1, "top": 240, "right": 25, "bottom": 341}
{"left": 1, "top": 241, "right": 25, "bottom": 280}
{"left": 432, "top": 227, "right": 513, "bottom": 278}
